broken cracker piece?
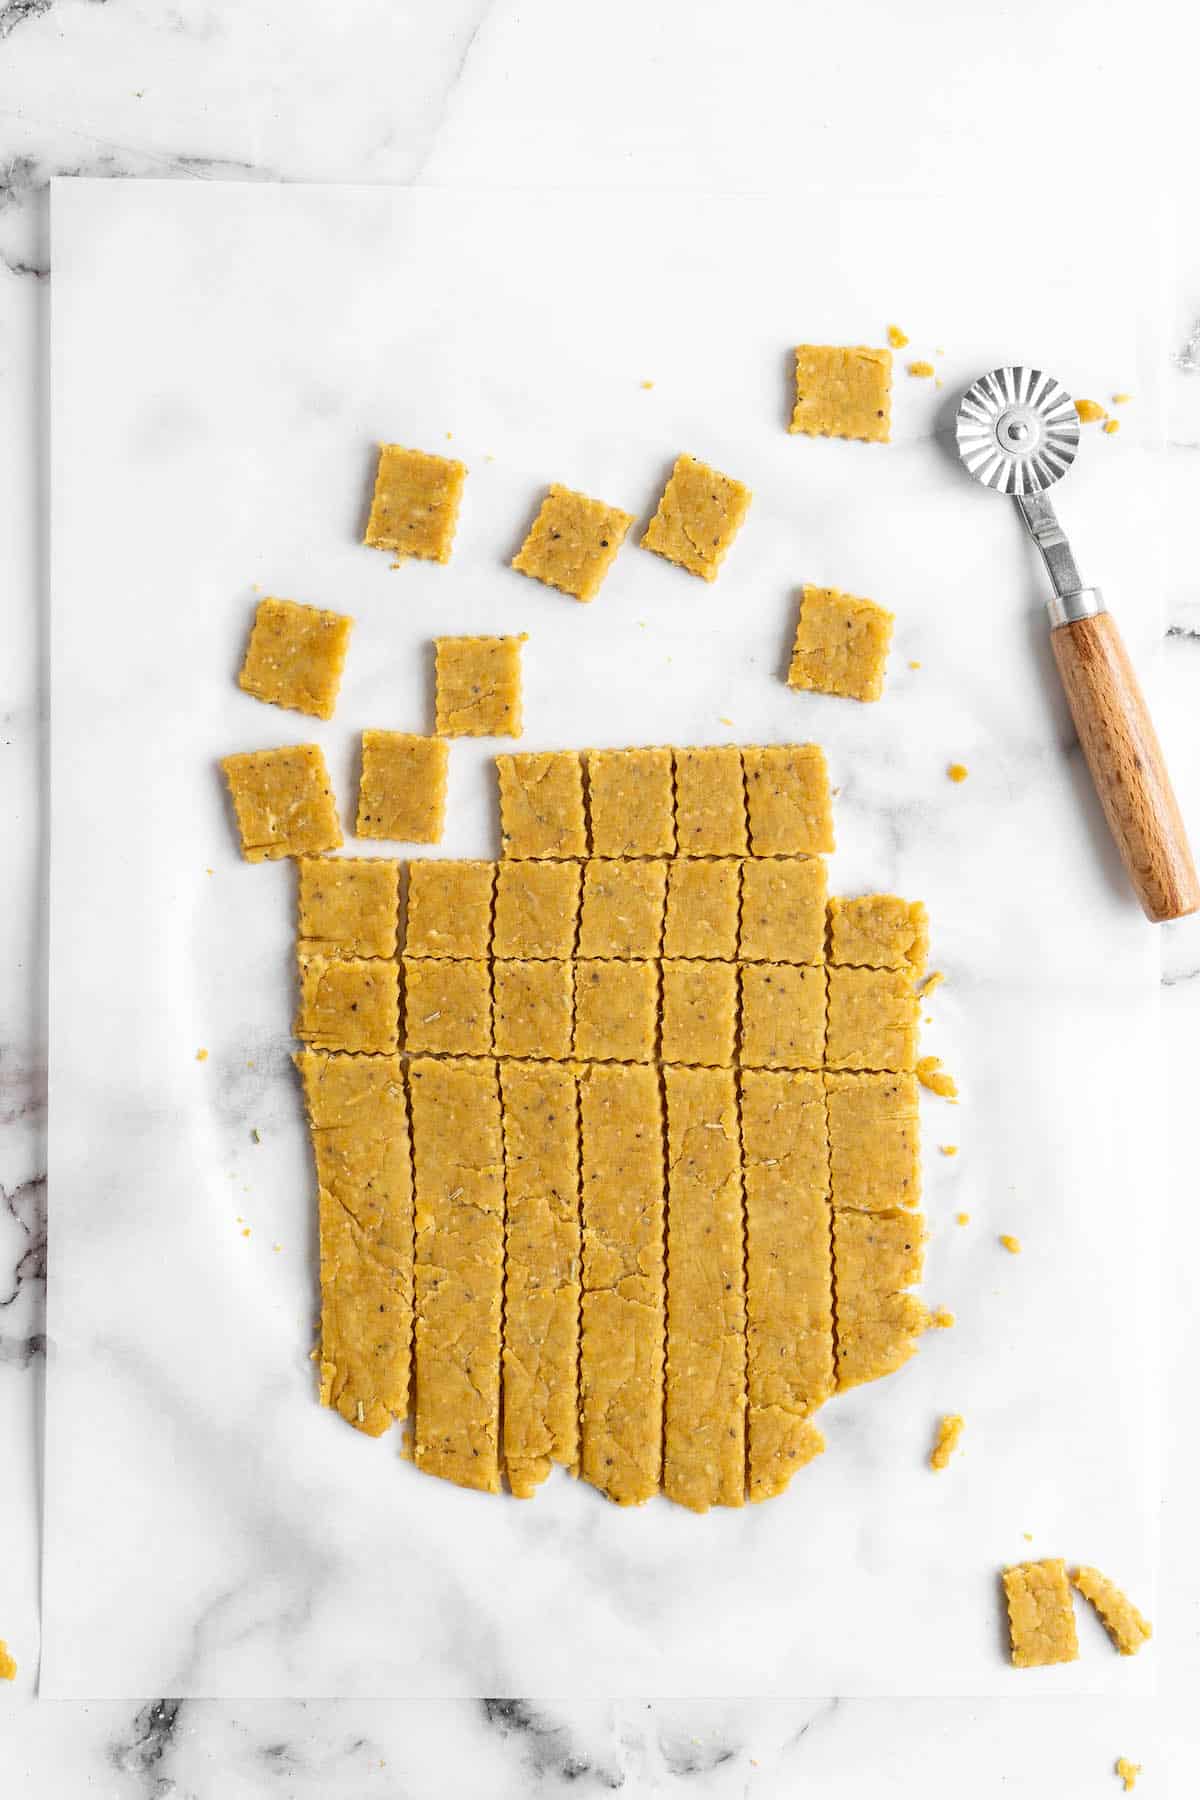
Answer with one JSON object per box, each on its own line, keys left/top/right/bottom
{"left": 1003, "top": 1558, "right": 1080, "bottom": 1668}
{"left": 434, "top": 635, "right": 525, "bottom": 738}
{"left": 364, "top": 443, "right": 466, "bottom": 563}
{"left": 238, "top": 596, "right": 353, "bottom": 721}
{"left": 222, "top": 744, "right": 342, "bottom": 862}
{"left": 1071, "top": 1566, "right": 1152, "bottom": 1656}
{"left": 790, "top": 345, "right": 892, "bottom": 443}
{"left": 641, "top": 453, "right": 751, "bottom": 582}
{"left": 512, "top": 484, "right": 633, "bottom": 602}
{"left": 787, "top": 585, "right": 895, "bottom": 703}
{"left": 829, "top": 894, "right": 928, "bottom": 974}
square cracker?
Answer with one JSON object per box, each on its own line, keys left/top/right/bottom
{"left": 825, "top": 1072, "right": 921, "bottom": 1212}
{"left": 573, "top": 960, "right": 658, "bottom": 1062}
{"left": 787, "top": 585, "right": 895, "bottom": 703}
{"left": 663, "top": 859, "right": 740, "bottom": 960}
{"left": 1003, "top": 1560, "right": 1080, "bottom": 1669}
{"left": 743, "top": 744, "right": 834, "bottom": 856}
{"left": 404, "top": 860, "right": 495, "bottom": 958}
{"left": 492, "top": 960, "right": 574, "bottom": 1060}
{"left": 789, "top": 345, "right": 892, "bottom": 443}
{"left": 739, "top": 857, "right": 827, "bottom": 963}
{"left": 295, "top": 951, "right": 399, "bottom": 1054}
{"left": 492, "top": 860, "right": 582, "bottom": 959}
{"left": 297, "top": 856, "right": 399, "bottom": 958}
{"left": 356, "top": 732, "right": 448, "bottom": 844}
{"left": 739, "top": 963, "right": 826, "bottom": 1070}
{"left": 660, "top": 960, "right": 738, "bottom": 1066}
{"left": 402, "top": 957, "right": 492, "bottom": 1056}
{"left": 642, "top": 453, "right": 752, "bottom": 582}
{"left": 497, "top": 751, "right": 587, "bottom": 859}
{"left": 828, "top": 894, "right": 928, "bottom": 974}
{"left": 577, "top": 859, "right": 667, "bottom": 959}
{"left": 673, "top": 747, "right": 748, "bottom": 856}
{"left": 434, "top": 635, "right": 525, "bottom": 738}
{"left": 363, "top": 443, "right": 466, "bottom": 563}
{"left": 587, "top": 747, "right": 675, "bottom": 857}
{"left": 221, "top": 744, "right": 342, "bottom": 862}
{"left": 238, "top": 597, "right": 353, "bottom": 721}
{"left": 825, "top": 966, "right": 918, "bottom": 1071}
{"left": 512, "top": 484, "right": 634, "bottom": 602}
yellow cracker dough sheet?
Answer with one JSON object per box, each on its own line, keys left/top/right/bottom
{"left": 739, "top": 962, "right": 826, "bottom": 1070}
{"left": 828, "top": 894, "right": 928, "bottom": 974}
{"left": 673, "top": 746, "right": 749, "bottom": 856}
{"left": 357, "top": 731, "right": 448, "bottom": 845}
{"left": 929, "top": 1413, "right": 964, "bottom": 1471}
{"left": 434, "top": 634, "right": 525, "bottom": 738}
{"left": 743, "top": 744, "right": 834, "bottom": 856}
{"left": 297, "top": 856, "right": 399, "bottom": 959}
{"left": 740, "top": 1070, "right": 833, "bottom": 1500}
{"left": 663, "top": 858, "right": 740, "bottom": 960}
{"left": 497, "top": 751, "right": 588, "bottom": 859}
{"left": 826, "top": 966, "right": 918, "bottom": 1071}
{"left": 1071, "top": 1566, "right": 1152, "bottom": 1656}
{"left": 511, "top": 484, "right": 634, "bottom": 602}
{"left": 408, "top": 1057, "right": 505, "bottom": 1492}
{"left": 403, "top": 859, "right": 495, "bottom": 959}
{"left": 663, "top": 1066, "right": 746, "bottom": 1511}
{"left": 832, "top": 1207, "right": 928, "bottom": 1390}
{"left": 402, "top": 957, "right": 492, "bottom": 1056}
{"left": 1003, "top": 1559, "right": 1080, "bottom": 1668}
{"left": 789, "top": 345, "right": 892, "bottom": 443}
{"left": 577, "top": 858, "right": 667, "bottom": 959}
{"left": 492, "top": 959, "right": 574, "bottom": 1060}
{"left": 364, "top": 443, "right": 466, "bottom": 563}
{"left": 739, "top": 856, "right": 828, "bottom": 964}
{"left": 659, "top": 959, "right": 738, "bottom": 1066}
{"left": 825, "top": 1072, "right": 921, "bottom": 1213}
{"left": 295, "top": 1051, "right": 414, "bottom": 1436}
{"left": 578, "top": 1062, "right": 666, "bottom": 1504}
{"left": 238, "top": 596, "right": 354, "bottom": 721}
{"left": 642, "top": 453, "right": 752, "bottom": 582}
{"left": 222, "top": 744, "right": 342, "bottom": 862}
{"left": 586, "top": 747, "right": 675, "bottom": 857}
{"left": 500, "top": 1062, "right": 582, "bottom": 1497}
{"left": 787, "top": 585, "right": 894, "bottom": 703}
{"left": 295, "top": 951, "right": 399, "bottom": 1054}
{"left": 492, "top": 860, "right": 582, "bottom": 959}
{"left": 573, "top": 959, "right": 659, "bottom": 1062}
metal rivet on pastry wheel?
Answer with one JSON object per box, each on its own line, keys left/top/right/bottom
{"left": 955, "top": 365, "right": 1200, "bottom": 924}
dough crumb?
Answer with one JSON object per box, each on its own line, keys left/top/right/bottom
{"left": 956, "top": 1211, "right": 970, "bottom": 1225}
{"left": 1075, "top": 398, "right": 1107, "bottom": 423}
{"left": 1073, "top": 1566, "right": 1153, "bottom": 1656}
{"left": 929, "top": 1412, "right": 964, "bottom": 1470}
{"left": 640, "top": 379, "right": 655, "bottom": 389}
{"left": 1115, "top": 1758, "right": 1141, "bottom": 1791}
{"left": 0, "top": 1640, "right": 15, "bottom": 1680}
{"left": 1104, "top": 419, "right": 1121, "bottom": 435}
{"left": 1000, "top": 1234, "right": 1022, "bottom": 1254}
{"left": 939, "top": 1144, "right": 958, "bottom": 1157}
{"left": 947, "top": 762, "right": 969, "bottom": 783}
{"left": 1112, "top": 392, "right": 1133, "bottom": 405}
{"left": 907, "top": 360, "right": 935, "bottom": 378}
{"left": 195, "top": 1048, "right": 208, "bottom": 1063}
{"left": 241, "top": 1227, "right": 251, "bottom": 1238}
{"left": 917, "top": 1055, "right": 958, "bottom": 1099}
{"left": 930, "top": 1307, "right": 955, "bottom": 1329}
{"left": 887, "top": 324, "right": 910, "bottom": 348}
{"left": 908, "top": 658, "right": 922, "bottom": 669}
{"left": 919, "top": 970, "right": 944, "bottom": 997}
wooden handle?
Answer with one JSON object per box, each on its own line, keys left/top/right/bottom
{"left": 1050, "top": 612, "right": 1200, "bottom": 923}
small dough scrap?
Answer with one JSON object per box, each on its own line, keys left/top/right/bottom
{"left": 743, "top": 744, "right": 835, "bottom": 856}
{"left": 0, "top": 1640, "right": 16, "bottom": 1680}
{"left": 434, "top": 635, "right": 525, "bottom": 738}
{"left": 829, "top": 894, "right": 929, "bottom": 974}
{"left": 1115, "top": 1758, "right": 1141, "bottom": 1791}
{"left": 497, "top": 751, "right": 587, "bottom": 859}
{"left": 787, "top": 585, "right": 894, "bottom": 703}
{"left": 833, "top": 1207, "right": 928, "bottom": 1390}
{"left": 573, "top": 959, "right": 658, "bottom": 1062}
{"left": 663, "top": 858, "right": 740, "bottom": 959}
{"left": 790, "top": 345, "right": 892, "bottom": 443}
{"left": 222, "top": 744, "right": 342, "bottom": 862}
{"left": 929, "top": 1413, "right": 964, "bottom": 1471}
{"left": 402, "top": 957, "right": 492, "bottom": 1056}
{"left": 826, "top": 966, "right": 918, "bottom": 1071}
{"left": 364, "top": 443, "right": 466, "bottom": 563}
{"left": 660, "top": 959, "right": 738, "bottom": 1066}
{"left": 1000, "top": 1233, "right": 1021, "bottom": 1255}
{"left": 404, "top": 860, "right": 495, "bottom": 959}
{"left": 492, "top": 960, "right": 574, "bottom": 1060}
{"left": 1074, "top": 398, "right": 1106, "bottom": 424}
{"left": 356, "top": 732, "right": 448, "bottom": 844}
{"left": 295, "top": 952, "right": 399, "bottom": 1054}
{"left": 1003, "top": 1558, "right": 1080, "bottom": 1668}
{"left": 825, "top": 1072, "right": 921, "bottom": 1213}
{"left": 739, "top": 856, "right": 828, "bottom": 963}
{"left": 238, "top": 596, "right": 353, "bottom": 720}
{"left": 577, "top": 859, "right": 667, "bottom": 959}
{"left": 739, "top": 963, "right": 826, "bottom": 1070}
{"left": 492, "top": 860, "right": 582, "bottom": 959}
{"left": 641, "top": 453, "right": 752, "bottom": 582}
{"left": 673, "top": 747, "right": 749, "bottom": 856}
{"left": 1071, "top": 1566, "right": 1152, "bottom": 1657}
{"left": 512, "top": 484, "right": 634, "bottom": 602}
{"left": 297, "top": 856, "right": 399, "bottom": 959}
{"left": 917, "top": 1054, "right": 959, "bottom": 1098}
{"left": 587, "top": 747, "right": 675, "bottom": 857}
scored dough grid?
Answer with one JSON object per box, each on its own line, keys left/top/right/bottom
{"left": 292, "top": 745, "right": 935, "bottom": 1511}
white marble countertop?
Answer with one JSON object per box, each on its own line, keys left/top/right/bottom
{"left": 2, "top": 0, "right": 1198, "bottom": 1791}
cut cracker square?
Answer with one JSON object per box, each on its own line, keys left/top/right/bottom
{"left": 577, "top": 859, "right": 667, "bottom": 959}
{"left": 789, "top": 345, "right": 892, "bottom": 443}
{"left": 660, "top": 960, "right": 738, "bottom": 1066}
{"left": 512, "top": 484, "right": 634, "bottom": 602}
{"left": 825, "top": 1072, "right": 921, "bottom": 1212}
{"left": 492, "top": 960, "right": 574, "bottom": 1060}
{"left": 743, "top": 744, "right": 834, "bottom": 856}
{"left": 492, "top": 860, "right": 582, "bottom": 959}
{"left": 402, "top": 957, "right": 492, "bottom": 1056}
{"left": 238, "top": 597, "right": 353, "bottom": 720}
{"left": 663, "top": 859, "right": 741, "bottom": 960}
{"left": 497, "top": 751, "right": 587, "bottom": 859}
{"left": 642, "top": 453, "right": 751, "bottom": 582}
{"left": 363, "top": 443, "right": 465, "bottom": 563}
{"left": 221, "top": 744, "right": 342, "bottom": 862}
{"left": 586, "top": 747, "right": 675, "bottom": 857}
{"left": 673, "top": 747, "right": 748, "bottom": 856}
{"left": 356, "top": 732, "right": 448, "bottom": 844}
{"left": 404, "top": 860, "right": 495, "bottom": 958}
{"left": 295, "top": 951, "right": 399, "bottom": 1054}
{"left": 297, "top": 856, "right": 399, "bottom": 958}
{"left": 434, "top": 635, "right": 526, "bottom": 738}
{"left": 739, "top": 963, "right": 826, "bottom": 1070}
{"left": 787, "top": 585, "right": 894, "bottom": 703}
{"left": 573, "top": 960, "right": 659, "bottom": 1062}
{"left": 739, "top": 857, "right": 828, "bottom": 963}
{"left": 825, "top": 966, "right": 918, "bottom": 1071}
